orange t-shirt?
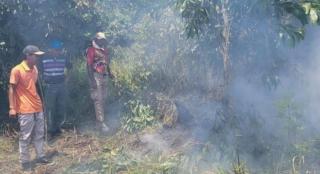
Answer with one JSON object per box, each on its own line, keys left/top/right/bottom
{"left": 9, "top": 60, "right": 43, "bottom": 114}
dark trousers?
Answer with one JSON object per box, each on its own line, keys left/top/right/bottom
{"left": 44, "top": 83, "right": 66, "bottom": 135}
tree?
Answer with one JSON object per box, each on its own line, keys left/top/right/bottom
{"left": 0, "top": 0, "right": 107, "bottom": 116}
{"left": 177, "top": 0, "right": 320, "bottom": 95}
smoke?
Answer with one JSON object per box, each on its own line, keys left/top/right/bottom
{"left": 3, "top": 0, "right": 320, "bottom": 173}
{"left": 220, "top": 26, "right": 320, "bottom": 171}
{"left": 292, "top": 27, "right": 320, "bottom": 132}
{"left": 146, "top": 2, "right": 320, "bottom": 172}
{"left": 111, "top": 1, "right": 320, "bottom": 172}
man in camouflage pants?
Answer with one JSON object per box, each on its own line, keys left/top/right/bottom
{"left": 86, "top": 32, "right": 114, "bottom": 134}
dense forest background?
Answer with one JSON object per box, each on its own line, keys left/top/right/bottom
{"left": 2, "top": 0, "right": 320, "bottom": 173}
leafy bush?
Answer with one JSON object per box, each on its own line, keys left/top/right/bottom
{"left": 121, "top": 100, "right": 155, "bottom": 133}
{"left": 111, "top": 46, "right": 151, "bottom": 97}
{"left": 66, "top": 58, "right": 95, "bottom": 125}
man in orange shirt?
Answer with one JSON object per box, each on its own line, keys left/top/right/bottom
{"left": 8, "top": 45, "right": 50, "bottom": 172}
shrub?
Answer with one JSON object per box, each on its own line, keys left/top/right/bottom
{"left": 111, "top": 46, "right": 151, "bottom": 97}
{"left": 121, "top": 100, "right": 155, "bottom": 133}
{"left": 66, "top": 58, "right": 95, "bottom": 125}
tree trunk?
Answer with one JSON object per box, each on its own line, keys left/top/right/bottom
{"left": 220, "top": 0, "right": 231, "bottom": 90}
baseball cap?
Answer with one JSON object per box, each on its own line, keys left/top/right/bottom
{"left": 23, "top": 45, "right": 45, "bottom": 56}
{"left": 50, "top": 39, "right": 63, "bottom": 49}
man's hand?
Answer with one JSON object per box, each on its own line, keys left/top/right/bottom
{"left": 9, "top": 109, "right": 17, "bottom": 117}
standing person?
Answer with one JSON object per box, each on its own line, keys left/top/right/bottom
{"left": 38, "top": 39, "right": 72, "bottom": 141}
{"left": 86, "top": 32, "right": 114, "bottom": 134}
{"left": 8, "top": 45, "right": 50, "bottom": 172}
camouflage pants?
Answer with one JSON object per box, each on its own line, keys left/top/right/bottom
{"left": 18, "top": 112, "right": 45, "bottom": 164}
{"left": 90, "top": 73, "right": 106, "bottom": 123}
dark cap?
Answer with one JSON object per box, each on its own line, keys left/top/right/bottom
{"left": 23, "top": 45, "right": 45, "bottom": 56}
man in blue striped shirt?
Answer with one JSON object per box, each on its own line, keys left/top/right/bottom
{"left": 38, "top": 39, "right": 72, "bottom": 141}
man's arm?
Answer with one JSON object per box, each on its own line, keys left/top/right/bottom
{"left": 8, "top": 84, "right": 17, "bottom": 117}
{"left": 9, "top": 68, "right": 20, "bottom": 117}
{"left": 86, "top": 48, "right": 96, "bottom": 84}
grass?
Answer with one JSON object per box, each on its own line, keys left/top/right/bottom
{"left": 1, "top": 121, "right": 318, "bottom": 174}
{"left": 0, "top": 130, "right": 105, "bottom": 174}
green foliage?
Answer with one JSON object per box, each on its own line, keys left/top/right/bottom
{"left": 122, "top": 100, "right": 155, "bottom": 133}
{"left": 232, "top": 161, "right": 249, "bottom": 174}
{"left": 279, "top": 25, "right": 305, "bottom": 47}
{"left": 101, "top": 147, "right": 180, "bottom": 174}
{"left": 176, "top": 0, "right": 210, "bottom": 38}
{"left": 2, "top": 1, "right": 320, "bottom": 172}
{"left": 177, "top": 0, "right": 320, "bottom": 44}
{"left": 66, "top": 58, "right": 94, "bottom": 124}
{"left": 272, "top": 94, "right": 314, "bottom": 172}
{"left": 111, "top": 47, "right": 151, "bottom": 97}
{"left": 0, "top": 0, "right": 107, "bottom": 116}
{"left": 276, "top": 1, "right": 320, "bottom": 46}
{"left": 275, "top": 94, "right": 305, "bottom": 140}
{"left": 276, "top": 1, "right": 309, "bottom": 25}
{"left": 277, "top": 1, "right": 320, "bottom": 25}
{"left": 0, "top": 0, "right": 106, "bottom": 54}
{"left": 302, "top": 2, "right": 320, "bottom": 24}
{"left": 257, "top": 0, "right": 320, "bottom": 46}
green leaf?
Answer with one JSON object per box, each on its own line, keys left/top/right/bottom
{"left": 309, "top": 8, "right": 318, "bottom": 24}
{"left": 302, "top": 2, "right": 312, "bottom": 14}
{"left": 278, "top": 1, "right": 309, "bottom": 25}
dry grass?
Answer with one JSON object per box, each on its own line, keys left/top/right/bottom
{"left": 0, "top": 125, "right": 223, "bottom": 174}
{"left": 0, "top": 125, "right": 192, "bottom": 174}
{"left": 0, "top": 130, "right": 106, "bottom": 174}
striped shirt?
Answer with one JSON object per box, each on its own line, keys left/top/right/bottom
{"left": 39, "top": 56, "right": 71, "bottom": 84}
